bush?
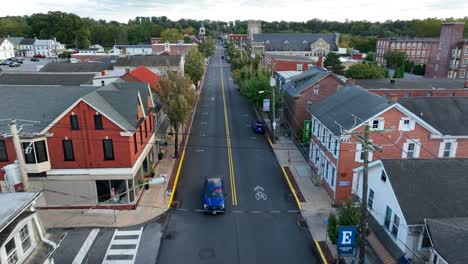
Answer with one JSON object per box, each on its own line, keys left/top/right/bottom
{"left": 158, "top": 152, "right": 164, "bottom": 160}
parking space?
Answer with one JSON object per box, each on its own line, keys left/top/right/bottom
{"left": 0, "top": 57, "right": 63, "bottom": 72}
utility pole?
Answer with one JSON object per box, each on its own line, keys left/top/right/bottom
{"left": 9, "top": 120, "right": 29, "bottom": 191}
{"left": 270, "top": 77, "right": 276, "bottom": 144}
{"left": 345, "top": 124, "right": 391, "bottom": 264}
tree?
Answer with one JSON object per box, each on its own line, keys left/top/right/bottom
{"left": 384, "top": 51, "right": 407, "bottom": 68}
{"left": 324, "top": 53, "right": 345, "bottom": 75}
{"left": 198, "top": 36, "right": 215, "bottom": 58}
{"left": 184, "top": 47, "right": 205, "bottom": 89}
{"left": 58, "top": 51, "right": 72, "bottom": 59}
{"left": 345, "top": 63, "right": 387, "bottom": 79}
{"left": 159, "top": 71, "right": 196, "bottom": 157}
{"left": 393, "top": 66, "right": 405, "bottom": 78}
{"left": 183, "top": 35, "right": 192, "bottom": 43}
{"left": 364, "top": 51, "right": 375, "bottom": 62}
{"left": 327, "top": 199, "right": 362, "bottom": 245}
{"left": 161, "top": 28, "right": 183, "bottom": 43}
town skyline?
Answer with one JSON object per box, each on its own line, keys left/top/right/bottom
{"left": 1, "top": 0, "right": 468, "bottom": 23}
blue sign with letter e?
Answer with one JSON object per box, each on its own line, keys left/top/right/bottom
{"left": 337, "top": 226, "right": 356, "bottom": 256}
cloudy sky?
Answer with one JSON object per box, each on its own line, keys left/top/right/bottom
{"left": 2, "top": 0, "right": 467, "bottom": 22}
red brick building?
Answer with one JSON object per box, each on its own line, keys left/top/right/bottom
{"left": 376, "top": 22, "right": 468, "bottom": 79}
{"left": 229, "top": 34, "right": 248, "bottom": 47}
{"left": 121, "top": 66, "right": 161, "bottom": 92}
{"left": 0, "top": 82, "right": 160, "bottom": 209}
{"left": 282, "top": 67, "right": 344, "bottom": 132}
{"left": 308, "top": 85, "right": 468, "bottom": 205}
{"left": 150, "top": 37, "right": 162, "bottom": 44}
{"left": 354, "top": 78, "right": 468, "bottom": 97}
{"left": 263, "top": 54, "right": 319, "bottom": 73}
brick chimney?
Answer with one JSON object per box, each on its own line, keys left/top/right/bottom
{"left": 317, "top": 55, "right": 324, "bottom": 68}
{"left": 388, "top": 94, "right": 399, "bottom": 102}
{"left": 464, "top": 80, "right": 468, "bottom": 88}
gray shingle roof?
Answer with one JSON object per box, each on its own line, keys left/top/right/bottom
{"left": 307, "top": 85, "right": 392, "bottom": 135}
{"left": 83, "top": 82, "right": 151, "bottom": 132}
{"left": 0, "top": 85, "right": 99, "bottom": 134}
{"left": 426, "top": 217, "right": 468, "bottom": 264}
{"left": 19, "top": 38, "right": 36, "bottom": 45}
{"left": 114, "top": 55, "right": 181, "bottom": 67}
{"left": 0, "top": 72, "right": 95, "bottom": 86}
{"left": 381, "top": 159, "right": 468, "bottom": 225}
{"left": 398, "top": 97, "right": 468, "bottom": 135}
{"left": 7, "top": 37, "right": 24, "bottom": 46}
{"left": 0, "top": 192, "right": 40, "bottom": 232}
{"left": 0, "top": 38, "right": 5, "bottom": 46}
{"left": 39, "top": 63, "right": 114, "bottom": 72}
{"left": 253, "top": 33, "right": 338, "bottom": 51}
{"left": 283, "top": 67, "right": 332, "bottom": 96}
{"left": 267, "top": 54, "right": 315, "bottom": 61}
{"left": 355, "top": 78, "right": 467, "bottom": 90}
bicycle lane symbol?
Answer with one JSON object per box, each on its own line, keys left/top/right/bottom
{"left": 254, "top": 186, "right": 267, "bottom": 200}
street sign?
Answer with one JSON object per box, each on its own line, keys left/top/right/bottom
{"left": 263, "top": 99, "right": 270, "bottom": 112}
{"left": 337, "top": 226, "right": 356, "bottom": 256}
{"left": 303, "top": 120, "right": 311, "bottom": 142}
{"left": 338, "top": 181, "right": 351, "bottom": 187}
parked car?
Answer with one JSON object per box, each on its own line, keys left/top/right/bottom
{"left": 252, "top": 120, "right": 265, "bottom": 134}
{"left": 221, "top": 55, "right": 225, "bottom": 59}
{"left": 33, "top": 54, "right": 46, "bottom": 58}
{"left": 30, "top": 57, "right": 40, "bottom": 62}
{"left": 9, "top": 62, "right": 21, "bottom": 67}
{"left": 0, "top": 60, "right": 8, "bottom": 65}
{"left": 226, "top": 56, "right": 231, "bottom": 63}
{"left": 8, "top": 58, "right": 23, "bottom": 64}
{"left": 203, "top": 178, "right": 226, "bottom": 214}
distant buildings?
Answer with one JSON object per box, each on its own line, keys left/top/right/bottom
{"left": 0, "top": 38, "right": 15, "bottom": 59}
{"left": 152, "top": 42, "right": 197, "bottom": 56}
{"left": 376, "top": 22, "right": 468, "bottom": 79}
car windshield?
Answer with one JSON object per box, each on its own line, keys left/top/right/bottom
{"left": 208, "top": 188, "right": 224, "bottom": 198}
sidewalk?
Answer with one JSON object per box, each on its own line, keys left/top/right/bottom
{"left": 258, "top": 111, "right": 338, "bottom": 260}
{"left": 38, "top": 131, "right": 180, "bottom": 229}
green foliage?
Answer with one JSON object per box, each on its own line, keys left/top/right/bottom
{"left": 364, "top": 51, "right": 375, "bottom": 62}
{"left": 393, "top": 66, "right": 405, "bottom": 78}
{"left": 328, "top": 199, "right": 362, "bottom": 245}
{"left": 384, "top": 51, "right": 407, "bottom": 68}
{"left": 345, "top": 62, "right": 387, "bottom": 79}
{"left": 58, "top": 51, "right": 72, "bottom": 59}
{"left": 158, "top": 70, "right": 196, "bottom": 156}
{"left": 324, "top": 53, "right": 345, "bottom": 75}
{"left": 184, "top": 47, "right": 205, "bottom": 89}
{"left": 183, "top": 35, "right": 192, "bottom": 43}
{"left": 198, "top": 36, "right": 215, "bottom": 58}
{"left": 413, "top": 64, "right": 426, "bottom": 76}
{"left": 161, "top": 28, "right": 183, "bottom": 43}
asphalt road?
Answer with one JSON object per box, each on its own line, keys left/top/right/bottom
{"left": 157, "top": 45, "right": 320, "bottom": 264}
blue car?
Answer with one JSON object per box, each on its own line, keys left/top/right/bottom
{"left": 252, "top": 120, "right": 265, "bottom": 134}
{"left": 203, "top": 178, "right": 226, "bottom": 214}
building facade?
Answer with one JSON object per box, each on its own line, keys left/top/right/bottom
{"left": 0, "top": 83, "right": 160, "bottom": 209}
{"left": 112, "top": 45, "right": 153, "bottom": 55}
{"left": 263, "top": 54, "right": 318, "bottom": 73}
{"left": 308, "top": 86, "right": 468, "bottom": 205}
{"left": 0, "top": 38, "right": 15, "bottom": 60}
{"left": 376, "top": 22, "right": 468, "bottom": 79}
{"left": 229, "top": 34, "right": 248, "bottom": 48}
{"left": 151, "top": 42, "right": 197, "bottom": 56}
{"left": 33, "top": 38, "right": 65, "bottom": 57}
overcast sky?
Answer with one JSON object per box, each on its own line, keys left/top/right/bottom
{"left": 2, "top": 0, "right": 467, "bottom": 23}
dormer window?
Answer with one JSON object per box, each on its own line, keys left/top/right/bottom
{"left": 265, "top": 40, "right": 270, "bottom": 44}
{"left": 283, "top": 40, "right": 289, "bottom": 44}
{"left": 302, "top": 40, "right": 308, "bottom": 44}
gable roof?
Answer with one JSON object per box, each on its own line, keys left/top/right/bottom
{"left": 425, "top": 218, "right": 468, "bottom": 264}
{"left": 0, "top": 192, "right": 40, "bottom": 232}
{"left": 7, "top": 37, "right": 24, "bottom": 46}
{"left": 283, "top": 67, "right": 334, "bottom": 96}
{"left": 308, "top": 85, "right": 393, "bottom": 135}
{"left": 114, "top": 55, "right": 181, "bottom": 67}
{"left": 83, "top": 82, "right": 152, "bottom": 132}
{"left": 380, "top": 159, "right": 468, "bottom": 225}
{"left": 253, "top": 33, "right": 338, "bottom": 51}
{"left": 34, "top": 39, "right": 56, "bottom": 46}
{"left": 19, "top": 38, "right": 36, "bottom": 45}
{"left": 355, "top": 78, "right": 467, "bottom": 90}
{"left": 40, "top": 62, "right": 114, "bottom": 72}
{"left": 0, "top": 72, "right": 95, "bottom": 86}
{"left": 0, "top": 85, "right": 100, "bottom": 134}
{"left": 398, "top": 97, "right": 468, "bottom": 135}
{"left": 121, "top": 66, "right": 161, "bottom": 91}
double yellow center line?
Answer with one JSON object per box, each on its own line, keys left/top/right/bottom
{"left": 220, "top": 56, "right": 238, "bottom": 206}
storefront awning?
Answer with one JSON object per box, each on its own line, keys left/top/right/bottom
{"left": 155, "top": 118, "right": 170, "bottom": 141}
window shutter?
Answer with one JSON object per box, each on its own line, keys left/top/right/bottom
{"left": 409, "top": 120, "right": 416, "bottom": 130}
{"left": 398, "top": 119, "right": 405, "bottom": 131}
{"left": 438, "top": 142, "right": 445, "bottom": 158}
{"left": 402, "top": 143, "right": 409, "bottom": 158}
{"left": 355, "top": 143, "right": 363, "bottom": 162}
{"left": 450, "top": 141, "right": 458, "bottom": 157}
{"left": 414, "top": 142, "right": 421, "bottom": 158}
{"left": 378, "top": 119, "right": 385, "bottom": 130}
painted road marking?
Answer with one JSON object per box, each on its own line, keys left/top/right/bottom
{"left": 195, "top": 149, "right": 205, "bottom": 152}
{"left": 72, "top": 228, "right": 100, "bottom": 264}
{"left": 254, "top": 186, "right": 267, "bottom": 201}
{"left": 102, "top": 228, "right": 143, "bottom": 264}
{"left": 220, "top": 55, "right": 238, "bottom": 206}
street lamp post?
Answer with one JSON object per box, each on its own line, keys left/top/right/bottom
{"left": 270, "top": 77, "right": 276, "bottom": 144}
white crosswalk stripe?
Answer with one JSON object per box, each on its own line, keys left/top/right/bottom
{"left": 102, "top": 227, "right": 143, "bottom": 264}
